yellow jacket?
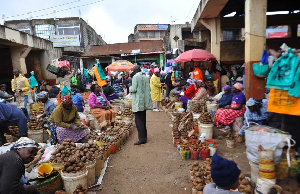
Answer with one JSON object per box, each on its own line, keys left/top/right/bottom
{"left": 11, "top": 74, "right": 29, "bottom": 95}
{"left": 150, "top": 74, "right": 162, "bottom": 102}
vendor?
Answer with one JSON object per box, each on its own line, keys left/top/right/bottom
{"left": 215, "top": 83, "right": 246, "bottom": 129}
{"left": 236, "top": 98, "right": 268, "bottom": 138}
{"left": 217, "top": 85, "right": 233, "bottom": 108}
{"left": 37, "top": 91, "right": 56, "bottom": 118}
{"left": 203, "top": 154, "right": 240, "bottom": 194}
{"left": 179, "top": 79, "right": 197, "bottom": 110}
{"left": 88, "top": 84, "right": 115, "bottom": 129}
{"left": 0, "top": 84, "right": 14, "bottom": 102}
{"left": 0, "top": 102, "right": 28, "bottom": 145}
{"left": 205, "top": 75, "right": 217, "bottom": 97}
{"left": 102, "top": 83, "right": 119, "bottom": 101}
{"left": 72, "top": 89, "right": 84, "bottom": 112}
{"left": 0, "top": 137, "right": 39, "bottom": 194}
{"left": 112, "top": 79, "right": 124, "bottom": 97}
{"left": 49, "top": 95, "right": 86, "bottom": 144}
{"left": 192, "top": 80, "right": 208, "bottom": 100}
{"left": 192, "top": 63, "right": 204, "bottom": 81}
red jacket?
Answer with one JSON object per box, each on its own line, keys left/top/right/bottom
{"left": 184, "top": 84, "right": 197, "bottom": 98}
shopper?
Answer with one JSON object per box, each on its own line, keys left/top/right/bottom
{"left": 11, "top": 69, "right": 30, "bottom": 108}
{"left": 129, "top": 66, "right": 152, "bottom": 145}
{"left": 150, "top": 68, "right": 162, "bottom": 111}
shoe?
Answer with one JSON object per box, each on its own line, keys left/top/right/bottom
{"left": 134, "top": 140, "right": 147, "bottom": 145}
{"left": 153, "top": 109, "right": 159, "bottom": 112}
{"left": 158, "top": 109, "right": 163, "bottom": 112}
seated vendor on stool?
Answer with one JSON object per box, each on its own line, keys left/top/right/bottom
{"left": 0, "top": 137, "right": 39, "bottom": 194}
{"left": 36, "top": 91, "right": 56, "bottom": 119}
{"left": 102, "top": 82, "right": 119, "bottom": 101}
{"left": 48, "top": 95, "right": 87, "bottom": 144}
{"left": 215, "top": 83, "right": 246, "bottom": 129}
{"left": 88, "top": 84, "right": 115, "bottom": 129}
{"left": 235, "top": 98, "right": 268, "bottom": 138}
{"left": 179, "top": 79, "right": 197, "bottom": 110}
{"left": 192, "top": 80, "right": 208, "bottom": 101}
{"left": 217, "top": 85, "right": 234, "bottom": 108}
{"left": 203, "top": 154, "right": 241, "bottom": 194}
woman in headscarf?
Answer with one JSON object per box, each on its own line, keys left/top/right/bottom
{"left": 49, "top": 95, "right": 86, "bottom": 144}
{"left": 0, "top": 137, "right": 39, "bottom": 193}
{"left": 236, "top": 98, "right": 268, "bottom": 138}
{"left": 150, "top": 68, "right": 162, "bottom": 111}
{"left": 37, "top": 91, "right": 56, "bottom": 119}
{"left": 88, "top": 84, "right": 115, "bottom": 129}
{"left": 205, "top": 75, "right": 217, "bottom": 97}
{"left": 217, "top": 85, "right": 234, "bottom": 108}
{"left": 192, "top": 80, "right": 208, "bottom": 100}
{"left": 179, "top": 79, "right": 197, "bottom": 110}
{"left": 215, "top": 83, "right": 246, "bottom": 129}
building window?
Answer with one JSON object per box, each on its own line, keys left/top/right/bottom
{"left": 35, "top": 24, "right": 55, "bottom": 40}
{"left": 160, "top": 31, "right": 165, "bottom": 38}
{"left": 266, "top": 25, "right": 290, "bottom": 39}
{"left": 57, "top": 24, "right": 80, "bottom": 35}
{"left": 222, "top": 29, "right": 240, "bottom": 41}
{"left": 155, "top": 31, "right": 160, "bottom": 38}
{"left": 15, "top": 27, "right": 31, "bottom": 34}
{"left": 139, "top": 31, "right": 147, "bottom": 39}
{"left": 148, "top": 31, "right": 155, "bottom": 38}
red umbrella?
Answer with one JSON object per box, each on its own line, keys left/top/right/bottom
{"left": 174, "top": 49, "right": 216, "bottom": 62}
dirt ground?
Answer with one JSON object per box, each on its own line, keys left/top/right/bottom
{"left": 98, "top": 111, "right": 254, "bottom": 194}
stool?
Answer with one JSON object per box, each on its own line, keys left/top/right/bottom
{"left": 233, "top": 116, "right": 244, "bottom": 132}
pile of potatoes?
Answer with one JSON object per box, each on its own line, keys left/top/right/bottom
{"left": 189, "top": 99, "right": 206, "bottom": 113}
{"left": 189, "top": 141, "right": 209, "bottom": 152}
{"left": 8, "top": 126, "right": 19, "bottom": 136}
{"left": 190, "top": 159, "right": 213, "bottom": 193}
{"left": 226, "top": 133, "right": 235, "bottom": 140}
{"left": 4, "top": 134, "right": 17, "bottom": 143}
{"left": 199, "top": 112, "right": 212, "bottom": 124}
{"left": 238, "top": 174, "right": 253, "bottom": 194}
{"left": 50, "top": 139, "right": 76, "bottom": 163}
{"left": 74, "top": 140, "right": 100, "bottom": 163}
{"left": 28, "top": 116, "right": 43, "bottom": 130}
{"left": 62, "top": 156, "right": 86, "bottom": 173}
{"left": 122, "top": 107, "right": 133, "bottom": 118}
{"left": 73, "top": 184, "right": 87, "bottom": 194}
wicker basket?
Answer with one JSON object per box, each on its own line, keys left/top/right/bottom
{"left": 35, "top": 171, "right": 63, "bottom": 194}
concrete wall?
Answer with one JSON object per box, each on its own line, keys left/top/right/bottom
{"left": 220, "top": 41, "right": 244, "bottom": 63}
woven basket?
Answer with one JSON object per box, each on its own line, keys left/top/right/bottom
{"left": 36, "top": 171, "right": 63, "bottom": 194}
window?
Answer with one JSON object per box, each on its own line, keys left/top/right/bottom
{"left": 57, "top": 24, "right": 80, "bottom": 35}
{"left": 266, "top": 25, "right": 290, "bottom": 39}
{"left": 160, "top": 31, "right": 165, "bottom": 38}
{"left": 148, "top": 31, "right": 155, "bottom": 38}
{"left": 222, "top": 29, "right": 240, "bottom": 41}
{"left": 139, "top": 31, "right": 147, "bottom": 39}
{"left": 155, "top": 31, "right": 160, "bottom": 38}
{"left": 35, "top": 24, "right": 55, "bottom": 40}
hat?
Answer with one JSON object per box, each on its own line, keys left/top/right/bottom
{"left": 11, "top": 137, "right": 38, "bottom": 150}
{"left": 211, "top": 154, "right": 241, "bottom": 187}
{"left": 246, "top": 98, "right": 256, "bottom": 107}
{"left": 61, "top": 95, "right": 73, "bottom": 105}
{"left": 144, "top": 65, "right": 148, "bottom": 68}
{"left": 37, "top": 91, "right": 48, "bottom": 99}
{"left": 154, "top": 68, "right": 160, "bottom": 73}
{"left": 223, "top": 85, "right": 231, "bottom": 91}
{"left": 233, "top": 83, "right": 243, "bottom": 91}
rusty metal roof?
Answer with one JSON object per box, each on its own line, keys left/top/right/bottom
{"left": 82, "top": 40, "right": 164, "bottom": 57}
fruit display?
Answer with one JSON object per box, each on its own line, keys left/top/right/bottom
{"left": 190, "top": 159, "right": 213, "bottom": 193}
{"left": 189, "top": 99, "right": 206, "bottom": 113}
{"left": 199, "top": 112, "right": 212, "bottom": 124}
{"left": 62, "top": 156, "right": 86, "bottom": 173}
{"left": 50, "top": 139, "right": 76, "bottom": 163}
{"left": 73, "top": 184, "right": 87, "bottom": 194}
{"left": 238, "top": 173, "right": 253, "bottom": 194}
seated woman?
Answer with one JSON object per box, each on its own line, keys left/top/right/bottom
{"left": 88, "top": 84, "right": 115, "bottom": 129}
{"left": 37, "top": 91, "right": 56, "bottom": 119}
{"left": 217, "top": 85, "right": 233, "bottom": 108}
{"left": 236, "top": 98, "right": 268, "bottom": 138}
{"left": 102, "top": 83, "right": 119, "bottom": 101}
{"left": 192, "top": 80, "right": 208, "bottom": 100}
{"left": 48, "top": 95, "right": 86, "bottom": 144}
{"left": 215, "top": 83, "right": 246, "bottom": 129}
{"left": 179, "top": 79, "right": 197, "bottom": 110}
{"left": 205, "top": 75, "right": 217, "bottom": 97}
{"left": 72, "top": 89, "right": 84, "bottom": 112}
{"left": 113, "top": 79, "right": 124, "bottom": 97}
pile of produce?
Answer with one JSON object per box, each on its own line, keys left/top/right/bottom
{"left": 28, "top": 116, "right": 43, "bottom": 130}
{"left": 189, "top": 99, "right": 206, "bottom": 113}
{"left": 62, "top": 156, "right": 86, "bottom": 173}
{"left": 238, "top": 173, "right": 253, "bottom": 194}
{"left": 50, "top": 139, "right": 76, "bottom": 163}
{"left": 199, "top": 112, "right": 212, "bottom": 124}
{"left": 55, "top": 191, "right": 67, "bottom": 194}
{"left": 122, "top": 107, "right": 133, "bottom": 118}
{"left": 161, "top": 98, "right": 170, "bottom": 107}
{"left": 74, "top": 140, "right": 99, "bottom": 163}
{"left": 226, "top": 133, "right": 235, "bottom": 140}
{"left": 172, "top": 112, "right": 194, "bottom": 140}
{"left": 73, "top": 184, "right": 87, "bottom": 194}
{"left": 189, "top": 141, "right": 209, "bottom": 152}
{"left": 190, "top": 159, "right": 213, "bottom": 193}
{"left": 8, "top": 126, "right": 19, "bottom": 136}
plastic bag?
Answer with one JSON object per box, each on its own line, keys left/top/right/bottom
{"left": 253, "top": 62, "right": 269, "bottom": 78}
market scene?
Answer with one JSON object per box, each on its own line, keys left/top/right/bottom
{"left": 0, "top": 0, "right": 300, "bottom": 193}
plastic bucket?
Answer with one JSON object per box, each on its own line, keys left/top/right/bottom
{"left": 206, "top": 139, "right": 216, "bottom": 145}
{"left": 28, "top": 130, "right": 43, "bottom": 143}
{"left": 109, "top": 144, "right": 117, "bottom": 154}
{"left": 175, "top": 102, "right": 183, "bottom": 110}
{"left": 226, "top": 139, "right": 235, "bottom": 148}
{"left": 61, "top": 169, "right": 88, "bottom": 194}
{"left": 50, "top": 163, "right": 64, "bottom": 174}
{"left": 249, "top": 161, "right": 259, "bottom": 185}
{"left": 209, "top": 146, "right": 217, "bottom": 156}
{"left": 198, "top": 122, "right": 214, "bottom": 139}
{"left": 206, "top": 103, "right": 218, "bottom": 112}
{"left": 232, "top": 116, "right": 244, "bottom": 132}
{"left": 200, "top": 150, "right": 210, "bottom": 160}
{"left": 180, "top": 148, "right": 191, "bottom": 160}
{"left": 190, "top": 150, "right": 199, "bottom": 160}
{"left": 86, "top": 160, "right": 96, "bottom": 187}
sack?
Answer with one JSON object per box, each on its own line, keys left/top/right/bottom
{"left": 245, "top": 125, "right": 294, "bottom": 165}
{"left": 253, "top": 62, "right": 269, "bottom": 78}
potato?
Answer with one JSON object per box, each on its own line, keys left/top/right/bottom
{"left": 66, "top": 166, "right": 73, "bottom": 172}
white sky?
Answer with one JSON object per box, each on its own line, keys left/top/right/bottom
{"left": 0, "top": 0, "right": 200, "bottom": 43}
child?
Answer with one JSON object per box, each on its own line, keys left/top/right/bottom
{"left": 203, "top": 154, "right": 241, "bottom": 194}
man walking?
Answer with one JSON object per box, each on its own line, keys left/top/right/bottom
{"left": 11, "top": 69, "right": 29, "bottom": 109}
{"left": 129, "top": 66, "right": 152, "bottom": 145}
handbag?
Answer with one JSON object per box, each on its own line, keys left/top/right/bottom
{"left": 253, "top": 49, "right": 269, "bottom": 78}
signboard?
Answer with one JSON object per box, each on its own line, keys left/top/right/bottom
{"left": 138, "top": 24, "right": 169, "bottom": 31}
{"left": 157, "top": 25, "right": 168, "bottom": 29}
{"left": 50, "top": 35, "right": 80, "bottom": 47}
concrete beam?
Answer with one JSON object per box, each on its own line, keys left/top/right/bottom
{"left": 244, "top": 0, "right": 267, "bottom": 99}
{"left": 10, "top": 46, "right": 32, "bottom": 74}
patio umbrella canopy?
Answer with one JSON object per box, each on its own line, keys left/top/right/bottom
{"left": 174, "top": 49, "right": 216, "bottom": 62}
{"left": 106, "top": 60, "right": 134, "bottom": 72}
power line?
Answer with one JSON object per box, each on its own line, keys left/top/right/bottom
{"left": 183, "top": 0, "right": 199, "bottom": 22}
{"left": 5, "top": 0, "right": 82, "bottom": 19}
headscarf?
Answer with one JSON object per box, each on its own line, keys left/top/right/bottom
{"left": 115, "top": 79, "right": 121, "bottom": 83}
{"left": 246, "top": 98, "right": 256, "bottom": 107}
{"left": 233, "top": 83, "right": 243, "bottom": 91}
{"left": 154, "top": 68, "right": 160, "bottom": 73}
{"left": 223, "top": 85, "right": 231, "bottom": 91}
{"left": 186, "top": 79, "right": 193, "bottom": 84}
{"left": 144, "top": 65, "right": 147, "bottom": 68}
{"left": 211, "top": 154, "right": 240, "bottom": 187}
{"left": 37, "top": 91, "right": 48, "bottom": 99}
{"left": 61, "top": 94, "right": 73, "bottom": 105}
{"left": 0, "top": 84, "right": 6, "bottom": 88}
{"left": 11, "top": 137, "right": 38, "bottom": 150}
{"left": 206, "top": 74, "right": 213, "bottom": 80}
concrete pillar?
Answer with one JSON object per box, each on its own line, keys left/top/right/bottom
{"left": 200, "top": 15, "right": 221, "bottom": 62}
{"left": 10, "top": 46, "right": 31, "bottom": 74}
{"left": 244, "top": 0, "right": 267, "bottom": 99}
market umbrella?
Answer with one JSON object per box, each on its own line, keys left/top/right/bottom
{"left": 174, "top": 49, "right": 216, "bottom": 62}
{"left": 105, "top": 60, "right": 134, "bottom": 72}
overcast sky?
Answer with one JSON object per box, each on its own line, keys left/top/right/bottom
{"left": 0, "top": 0, "right": 200, "bottom": 43}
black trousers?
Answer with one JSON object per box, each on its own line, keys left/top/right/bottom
{"left": 134, "top": 110, "right": 147, "bottom": 142}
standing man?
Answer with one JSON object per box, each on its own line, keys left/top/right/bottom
{"left": 11, "top": 69, "right": 30, "bottom": 109}
{"left": 129, "top": 66, "right": 152, "bottom": 145}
